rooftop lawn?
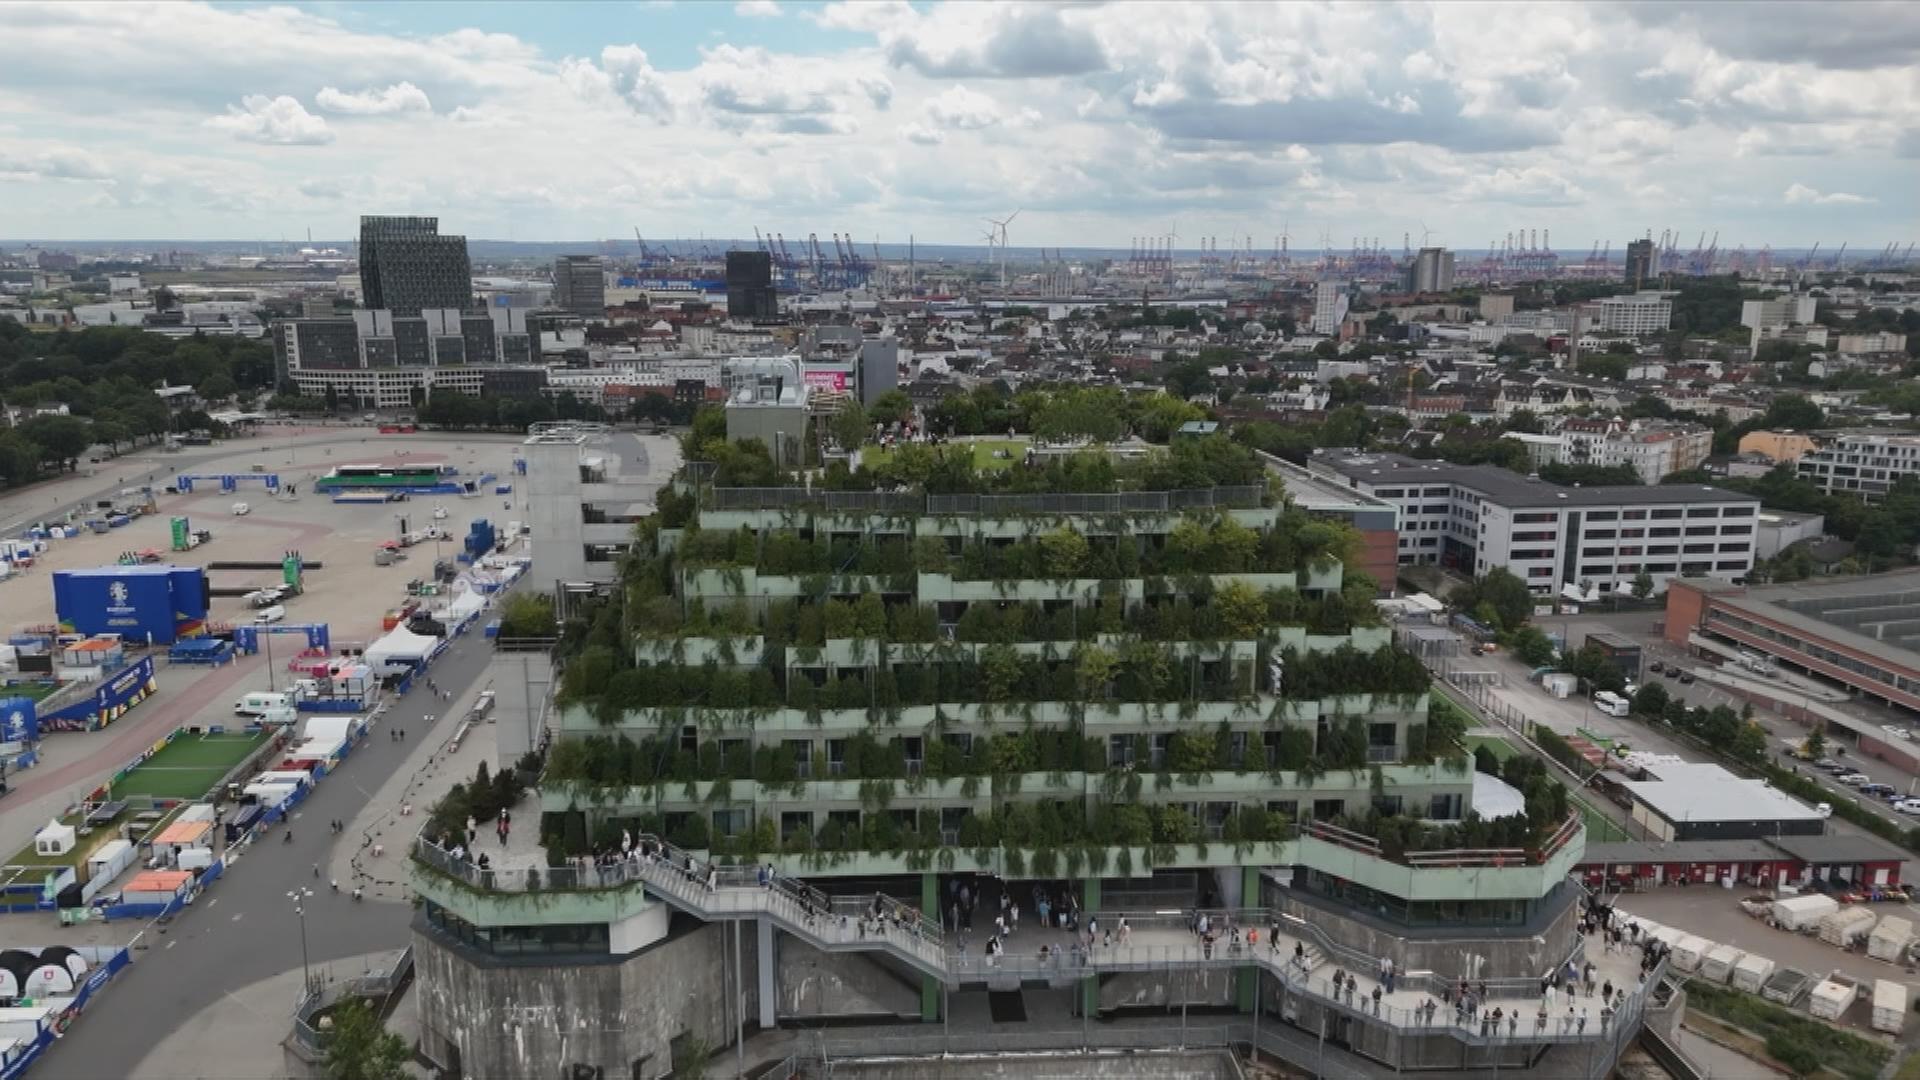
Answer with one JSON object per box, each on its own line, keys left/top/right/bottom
{"left": 859, "top": 438, "right": 1029, "bottom": 473}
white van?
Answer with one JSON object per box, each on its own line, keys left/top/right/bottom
{"left": 254, "top": 605, "right": 286, "bottom": 624}
{"left": 1594, "top": 690, "right": 1631, "bottom": 718}
{"left": 234, "top": 691, "right": 292, "bottom": 717}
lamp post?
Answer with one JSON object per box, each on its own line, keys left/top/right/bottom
{"left": 288, "top": 888, "right": 314, "bottom": 991}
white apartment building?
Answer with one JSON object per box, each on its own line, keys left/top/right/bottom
{"left": 1559, "top": 418, "right": 1713, "bottom": 483}
{"left": 1837, "top": 331, "right": 1908, "bottom": 355}
{"left": 1595, "top": 292, "right": 1673, "bottom": 336}
{"left": 1312, "top": 280, "right": 1350, "bottom": 335}
{"left": 1797, "top": 433, "right": 1920, "bottom": 501}
{"left": 1742, "top": 295, "right": 1821, "bottom": 357}
{"left": 1308, "top": 451, "right": 1758, "bottom": 598}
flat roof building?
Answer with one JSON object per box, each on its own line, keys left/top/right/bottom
{"left": 1666, "top": 571, "right": 1920, "bottom": 748}
{"left": 1622, "top": 761, "right": 1827, "bottom": 841}
{"left": 1308, "top": 450, "right": 1759, "bottom": 598}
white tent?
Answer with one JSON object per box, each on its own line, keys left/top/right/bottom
{"left": 34, "top": 820, "right": 75, "bottom": 856}
{"left": 364, "top": 625, "right": 438, "bottom": 676}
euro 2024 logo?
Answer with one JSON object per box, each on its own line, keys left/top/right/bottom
{"left": 108, "top": 581, "right": 130, "bottom": 607}
{"left": 3, "top": 709, "right": 24, "bottom": 741}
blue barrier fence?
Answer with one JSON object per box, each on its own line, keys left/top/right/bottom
{"left": 0, "top": 946, "right": 132, "bottom": 1080}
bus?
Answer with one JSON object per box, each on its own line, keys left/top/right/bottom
{"left": 1593, "top": 690, "right": 1631, "bottom": 718}
{"left": 315, "top": 463, "right": 453, "bottom": 491}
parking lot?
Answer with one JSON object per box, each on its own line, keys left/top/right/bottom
{"left": 0, "top": 426, "right": 536, "bottom": 860}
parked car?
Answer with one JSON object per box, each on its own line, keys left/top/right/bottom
{"left": 1813, "top": 758, "right": 1843, "bottom": 772}
{"left": 1896, "top": 799, "right": 1920, "bottom": 816}
{"left": 1883, "top": 724, "right": 1914, "bottom": 742}
{"left": 1650, "top": 660, "right": 1665, "bottom": 674}
{"left": 1837, "top": 772, "right": 1872, "bottom": 787}
{"left": 1860, "top": 783, "right": 1897, "bottom": 799}
{"left": 1677, "top": 671, "right": 1696, "bottom": 684}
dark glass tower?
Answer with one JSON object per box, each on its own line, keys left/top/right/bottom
{"left": 358, "top": 216, "right": 472, "bottom": 317}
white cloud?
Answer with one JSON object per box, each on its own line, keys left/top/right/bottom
{"left": 925, "top": 85, "right": 1000, "bottom": 130}
{"left": 735, "top": 0, "right": 782, "bottom": 16}
{"left": 1783, "top": 182, "right": 1875, "bottom": 205}
{"left": 315, "top": 81, "right": 432, "bottom": 116}
{"left": 0, "top": 1, "right": 1908, "bottom": 243}
{"left": 205, "top": 95, "right": 332, "bottom": 145}
{"left": 0, "top": 143, "right": 112, "bottom": 181}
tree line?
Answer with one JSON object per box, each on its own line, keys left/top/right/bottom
{"left": 0, "top": 323, "right": 274, "bottom": 489}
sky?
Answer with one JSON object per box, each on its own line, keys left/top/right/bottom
{"left": 0, "top": 1, "right": 1915, "bottom": 248}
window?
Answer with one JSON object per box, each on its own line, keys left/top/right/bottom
{"left": 1582, "top": 547, "right": 1615, "bottom": 558}
{"left": 1686, "top": 525, "right": 1717, "bottom": 536}
{"left": 1720, "top": 524, "right": 1752, "bottom": 536}
{"left": 1686, "top": 507, "right": 1721, "bottom": 518}
{"left": 1529, "top": 567, "right": 1553, "bottom": 578}
{"left": 1515, "top": 512, "right": 1557, "bottom": 523}
{"left": 1586, "top": 510, "right": 1618, "bottom": 522}
{"left": 1620, "top": 528, "right": 1645, "bottom": 539}
{"left": 1623, "top": 509, "right": 1648, "bottom": 520}
{"left": 1652, "top": 508, "right": 1683, "bottom": 519}
{"left": 1719, "top": 542, "right": 1750, "bottom": 553}
{"left": 1723, "top": 506, "right": 1756, "bottom": 518}
{"left": 1716, "top": 559, "right": 1747, "bottom": 570}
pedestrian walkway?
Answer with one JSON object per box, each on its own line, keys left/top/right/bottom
{"left": 416, "top": 824, "right": 1661, "bottom": 1049}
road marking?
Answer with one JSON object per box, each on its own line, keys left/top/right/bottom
{"left": 232, "top": 912, "right": 244, "bottom": 922}
{"left": 207, "top": 898, "right": 217, "bottom": 907}
{"left": 166, "top": 940, "right": 177, "bottom": 949}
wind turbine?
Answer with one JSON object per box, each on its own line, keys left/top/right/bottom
{"left": 986, "top": 209, "right": 1020, "bottom": 289}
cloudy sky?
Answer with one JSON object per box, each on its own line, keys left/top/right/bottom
{"left": 0, "top": 1, "right": 1915, "bottom": 247}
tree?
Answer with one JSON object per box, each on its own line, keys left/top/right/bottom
{"left": 322, "top": 999, "right": 410, "bottom": 1080}
{"left": 1630, "top": 571, "right": 1655, "bottom": 600}
{"left": 829, "top": 401, "right": 868, "bottom": 450}
{"left": 867, "top": 389, "right": 913, "bottom": 428}
{"left": 1631, "top": 681, "right": 1669, "bottom": 717}
{"left": 1804, "top": 727, "right": 1826, "bottom": 759}
{"left": 1451, "top": 568, "right": 1533, "bottom": 632}
{"left": 1510, "top": 626, "right": 1556, "bottom": 667}
{"left": 1163, "top": 359, "right": 1213, "bottom": 400}
{"left": 16, "top": 414, "right": 90, "bottom": 470}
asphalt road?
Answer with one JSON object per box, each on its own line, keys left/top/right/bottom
{"left": 37, "top": 572, "right": 517, "bottom": 1079}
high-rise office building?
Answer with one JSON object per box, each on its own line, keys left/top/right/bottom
{"left": 725, "top": 250, "right": 777, "bottom": 320}
{"left": 551, "top": 255, "right": 606, "bottom": 317}
{"left": 1311, "top": 279, "right": 1349, "bottom": 335}
{"left": 1406, "top": 247, "right": 1455, "bottom": 293}
{"left": 358, "top": 216, "right": 473, "bottom": 317}
{"left": 1624, "top": 239, "right": 1655, "bottom": 291}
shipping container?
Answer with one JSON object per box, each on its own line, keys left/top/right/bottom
{"left": 1733, "top": 953, "right": 1777, "bottom": 994}
{"left": 1872, "top": 979, "right": 1908, "bottom": 1034}
{"left": 1870, "top": 916, "right": 1914, "bottom": 963}
{"left": 1771, "top": 893, "right": 1840, "bottom": 931}
{"left": 1673, "top": 934, "right": 1711, "bottom": 973}
{"left": 1702, "top": 944, "right": 1745, "bottom": 983}
{"left": 1810, "top": 977, "right": 1857, "bottom": 1021}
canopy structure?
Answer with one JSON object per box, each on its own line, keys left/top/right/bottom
{"left": 364, "top": 625, "right": 438, "bottom": 675}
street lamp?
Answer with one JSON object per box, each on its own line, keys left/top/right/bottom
{"left": 288, "top": 888, "right": 314, "bottom": 992}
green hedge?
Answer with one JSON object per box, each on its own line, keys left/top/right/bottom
{"left": 1687, "top": 981, "right": 1890, "bottom": 1080}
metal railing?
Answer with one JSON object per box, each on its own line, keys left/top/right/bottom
{"left": 699, "top": 485, "right": 1267, "bottom": 517}
{"left": 289, "top": 947, "right": 414, "bottom": 1055}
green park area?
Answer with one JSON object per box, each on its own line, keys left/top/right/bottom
{"left": 860, "top": 438, "right": 1029, "bottom": 473}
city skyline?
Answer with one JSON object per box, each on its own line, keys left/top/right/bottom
{"left": 0, "top": 1, "right": 1914, "bottom": 245}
